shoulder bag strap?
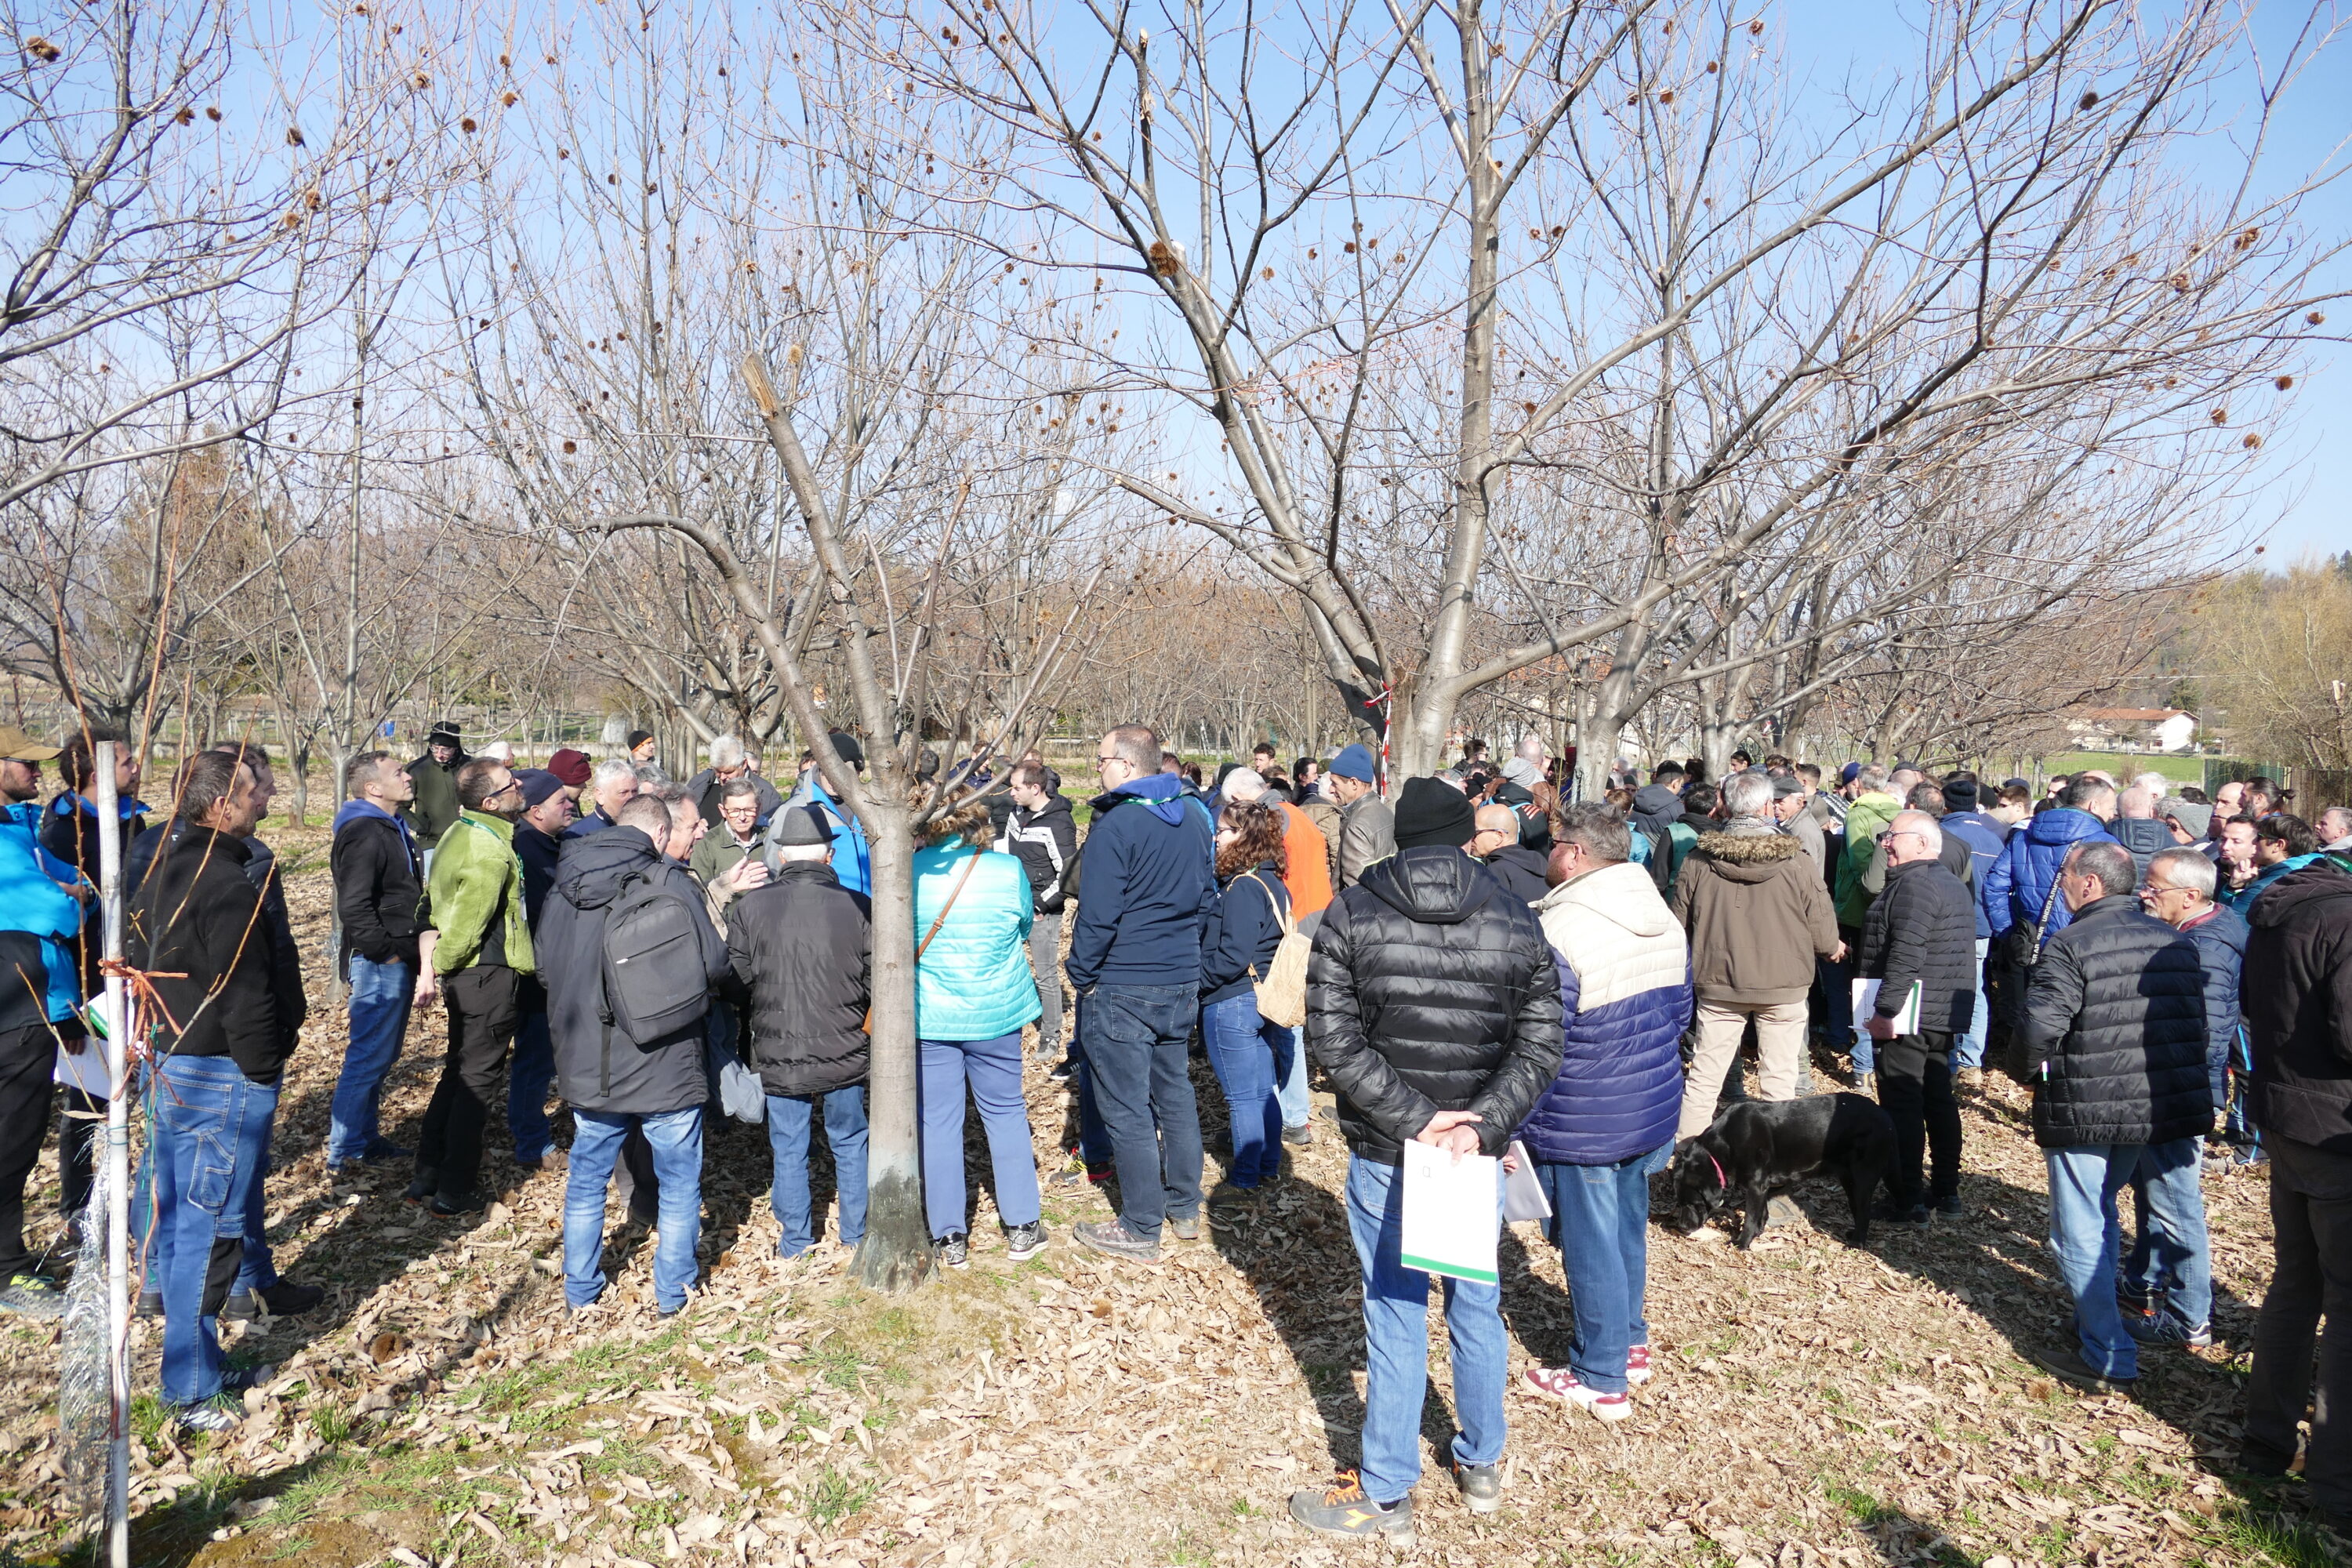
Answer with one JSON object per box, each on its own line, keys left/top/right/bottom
{"left": 918, "top": 852, "right": 982, "bottom": 962}
{"left": 1247, "top": 869, "right": 1295, "bottom": 937}
{"left": 2027, "top": 864, "right": 2067, "bottom": 965}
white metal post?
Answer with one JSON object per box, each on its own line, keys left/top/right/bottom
{"left": 93, "top": 742, "right": 129, "bottom": 1568}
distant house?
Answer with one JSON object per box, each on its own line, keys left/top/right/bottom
{"left": 2070, "top": 708, "right": 2198, "bottom": 753}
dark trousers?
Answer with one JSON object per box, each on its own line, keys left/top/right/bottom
{"left": 416, "top": 966, "right": 521, "bottom": 1204}
{"left": 1875, "top": 1029, "right": 1961, "bottom": 1208}
{"left": 60, "top": 1085, "right": 98, "bottom": 1220}
{"left": 1078, "top": 982, "right": 1203, "bottom": 1243}
{"left": 2243, "top": 1133, "right": 2352, "bottom": 1515}
{"left": 0, "top": 1024, "right": 60, "bottom": 1277}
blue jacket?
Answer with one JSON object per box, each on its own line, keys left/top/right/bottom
{"left": 2227, "top": 853, "right": 2322, "bottom": 915}
{"left": 1941, "top": 812, "right": 2007, "bottom": 940}
{"left": 1515, "top": 861, "right": 1690, "bottom": 1166}
{"left": 1981, "top": 808, "right": 2117, "bottom": 941}
{"left": 2180, "top": 902, "right": 2248, "bottom": 1080}
{"left": 1065, "top": 775, "right": 1216, "bottom": 992}
{"left": 0, "top": 801, "right": 89, "bottom": 1033}
{"left": 913, "top": 841, "right": 1039, "bottom": 1042}
{"left": 1200, "top": 862, "right": 1290, "bottom": 1007}
{"left": 771, "top": 776, "right": 873, "bottom": 897}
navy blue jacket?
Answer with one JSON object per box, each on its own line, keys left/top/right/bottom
{"left": 2181, "top": 901, "right": 2248, "bottom": 1084}
{"left": 1514, "top": 862, "right": 1690, "bottom": 1165}
{"left": 1065, "top": 779, "right": 1215, "bottom": 992}
{"left": 1200, "top": 862, "right": 1290, "bottom": 1007}
{"left": 1940, "top": 811, "right": 2007, "bottom": 940}
{"left": 516, "top": 821, "right": 563, "bottom": 928}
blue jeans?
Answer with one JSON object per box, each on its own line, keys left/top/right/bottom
{"left": 508, "top": 1004, "right": 555, "bottom": 1163}
{"left": 150, "top": 1056, "right": 274, "bottom": 1405}
{"left": 2118, "top": 1137, "right": 2215, "bottom": 1331}
{"left": 1537, "top": 1144, "right": 1672, "bottom": 1395}
{"left": 766, "top": 1087, "right": 869, "bottom": 1258}
{"left": 328, "top": 955, "right": 413, "bottom": 1163}
{"left": 1953, "top": 938, "right": 1991, "bottom": 1069}
{"left": 1276, "top": 1017, "right": 1310, "bottom": 1131}
{"left": 1201, "top": 993, "right": 1291, "bottom": 1187}
{"left": 2048, "top": 1143, "right": 2165, "bottom": 1379}
{"left": 1345, "top": 1155, "right": 1508, "bottom": 1505}
{"left": 1077, "top": 983, "right": 1203, "bottom": 1241}
{"left": 564, "top": 1106, "right": 703, "bottom": 1312}
{"left": 919, "top": 1033, "right": 1040, "bottom": 1240}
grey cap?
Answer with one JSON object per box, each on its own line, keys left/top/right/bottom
{"left": 2160, "top": 799, "right": 2213, "bottom": 840}
{"left": 1772, "top": 774, "right": 1806, "bottom": 800}
{"left": 772, "top": 803, "right": 835, "bottom": 847}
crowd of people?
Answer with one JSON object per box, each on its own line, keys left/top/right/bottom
{"left": 0, "top": 717, "right": 2348, "bottom": 1544}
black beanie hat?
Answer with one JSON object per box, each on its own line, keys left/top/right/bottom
{"left": 1943, "top": 777, "right": 1980, "bottom": 811}
{"left": 1392, "top": 776, "right": 1476, "bottom": 851}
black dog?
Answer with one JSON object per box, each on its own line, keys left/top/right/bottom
{"left": 1669, "top": 1093, "right": 1895, "bottom": 1248}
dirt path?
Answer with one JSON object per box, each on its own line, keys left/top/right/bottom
{"left": 0, "top": 823, "right": 2338, "bottom": 1567}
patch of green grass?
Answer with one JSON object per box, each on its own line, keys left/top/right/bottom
{"left": 2037, "top": 750, "right": 2203, "bottom": 782}
{"left": 2209, "top": 1499, "right": 2345, "bottom": 1568}
{"left": 129, "top": 1392, "right": 168, "bottom": 1447}
{"left": 1166, "top": 1530, "right": 1214, "bottom": 1567}
{"left": 2029, "top": 1522, "right": 2075, "bottom": 1563}
{"left": 810, "top": 1346, "right": 863, "bottom": 1390}
{"left": 1824, "top": 1480, "right": 1900, "bottom": 1530}
{"left": 804, "top": 1464, "right": 877, "bottom": 1529}
{"left": 310, "top": 1403, "right": 354, "bottom": 1446}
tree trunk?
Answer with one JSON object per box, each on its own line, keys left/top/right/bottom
{"left": 1574, "top": 709, "right": 1624, "bottom": 801}
{"left": 854, "top": 808, "right": 933, "bottom": 1292}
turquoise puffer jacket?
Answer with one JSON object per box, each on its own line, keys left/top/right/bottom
{"left": 913, "top": 843, "right": 1040, "bottom": 1043}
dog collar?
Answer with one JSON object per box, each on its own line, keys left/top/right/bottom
{"left": 1705, "top": 1149, "right": 1728, "bottom": 1192}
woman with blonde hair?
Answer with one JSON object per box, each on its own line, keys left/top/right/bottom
{"left": 912, "top": 790, "right": 1047, "bottom": 1269}
{"left": 1199, "top": 798, "right": 1294, "bottom": 1221}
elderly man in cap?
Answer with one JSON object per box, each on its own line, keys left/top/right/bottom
{"left": 0, "top": 724, "right": 90, "bottom": 1317}
{"left": 775, "top": 731, "right": 873, "bottom": 896}
{"left": 1327, "top": 743, "right": 1394, "bottom": 891}
{"left": 1291, "top": 776, "right": 1560, "bottom": 1544}
{"left": 730, "top": 804, "right": 874, "bottom": 1258}
{"left": 1771, "top": 772, "right": 1826, "bottom": 869}
{"left": 403, "top": 722, "right": 468, "bottom": 868}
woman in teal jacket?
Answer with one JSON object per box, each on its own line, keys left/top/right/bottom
{"left": 913, "top": 792, "right": 1045, "bottom": 1269}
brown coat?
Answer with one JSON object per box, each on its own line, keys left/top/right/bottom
{"left": 1670, "top": 826, "right": 1841, "bottom": 1006}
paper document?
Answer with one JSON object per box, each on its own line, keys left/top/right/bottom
{"left": 1399, "top": 1141, "right": 1501, "bottom": 1284}
{"left": 1502, "top": 1141, "right": 1552, "bottom": 1224}
{"left": 53, "top": 993, "right": 123, "bottom": 1098}
{"left": 1852, "top": 978, "right": 1922, "bottom": 1035}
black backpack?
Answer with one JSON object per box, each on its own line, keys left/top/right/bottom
{"left": 600, "top": 869, "right": 710, "bottom": 1044}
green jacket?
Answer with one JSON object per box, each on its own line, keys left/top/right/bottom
{"left": 1835, "top": 791, "right": 1903, "bottom": 928}
{"left": 403, "top": 753, "right": 466, "bottom": 848}
{"left": 428, "top": 811, "right": 534, "bottom": 975}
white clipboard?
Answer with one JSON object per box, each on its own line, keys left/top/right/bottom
{"left": 1399, "top": 1141, "right": 1501, "bottom": 1285}
{"left": 1853, "top": 978, "right": 1922, "bottom": 1034}
{"left": 1503, "top": 1141, "right": 1552, "bottom": 1223}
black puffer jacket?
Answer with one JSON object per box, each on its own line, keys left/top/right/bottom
{"left": 726, "top": 860, "right": 872, "bottom": 1097}
{"left": 541, "top": 827, "right": 728, "bottom": 1115}
{"left": 1305, "top": 846, "right": 1563, "bottom": 1163}
{"left": 1859, "top": 859, "right": 1979, "bottom": 1036}
{"left": 2023, "top": 893, "right": 2211, "bottom": 1149}
{"left": 2242, "top": 857, "right": 2352, "bottom": 1154}
{"left": 1481, "top": 844, "right": 1552, "bottom": 906}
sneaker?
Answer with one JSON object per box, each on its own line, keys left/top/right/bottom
{"left": 1052, "top": 1161, "right": 1112, "bottom": 1189}
{"left": 1289, "top": 1471, "right": 1414, "bottom": 1548}
{"left": 2030, "top": 1345, "right": 2136, "bottom": 1394}
{"left": 2117, "top": 1286, "right": 2158, "bottom": 1319}
{"left": 1954, "top": 1066, "right": 1984, "bottom": 1090}
{"left": 136, "top": 1290, "right": 162, "bottom": 1319}
{"left": 1853, "top": 1070, "right": 1876, "bottom": 1095}
{"left": 516, "top": 1149, "right": 567, "bottom": 1174}
{"left": 937, "top": 1232, "right": 970, "bottom": 1270}
{"left": 223, "top": 1280, "right": 325, "bottom": 1320}
{"left": 1004, "top": 1221, "right": 1048, "bottom": 1262}
{"left": 402, "top": 1169, "right": 440, "bottom": 1205}
{"left": 0, "top": 1272, "right": 66, "bottom": 1320}
{"left": 1034, "top": 1039, "right": 1061, "bottom": 1062}
{"left": 2125, "top": 1314, "right": 2213, "bottom": 1348}
{"left": 1626, "top": 1343, "right": 1653, "bottom": 1387}
{"left": 1071, "top": 1220, "right": 1159, "bottom": 1263}
{"left": 1523, "top": 1365, "right": 1632, "bottom": 1421}
{"left": 1872, "top": 1199, "right": 1930, "bottom": 1228}
{"left": 1281, "top": 1124, "right": 1312, "bottom": 1148}
{"left": 173, "top": 1399, "right": 245, "bottom": 1437}
{"left": 1933, "top": 1194, "right": 1964, "bottom": 1220}
{"left": 220, "top": 1362, "right": 276, "bottom": 1396}
{"left": 1167, "top": 1212, "right": 1202, "bottom": 1242}
{"left": 1449, "top": 1456, "right": 1502, "bottom": 1515}
{"left": 1047, "top": 1059, "right": 1076, "bottom": 1083}
{"left": 426, "top": 1190, "right": 487, "bottom": 1218}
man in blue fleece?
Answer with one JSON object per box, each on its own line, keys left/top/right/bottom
{"left": 1066, "top": 724, "right": 1217, "bottom": 1261}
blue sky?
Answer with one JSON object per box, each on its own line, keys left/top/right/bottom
{"left": 1780, "top": 0, "right": 2350, "bottom": 565}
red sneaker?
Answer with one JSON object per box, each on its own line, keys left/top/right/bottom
{"left": 1627, "top": 1342, "right": 1653, "bottom": 1386}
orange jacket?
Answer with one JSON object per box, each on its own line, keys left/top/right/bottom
{"left": 1277, "top": 800, "right": 1334, "bottom": 918}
